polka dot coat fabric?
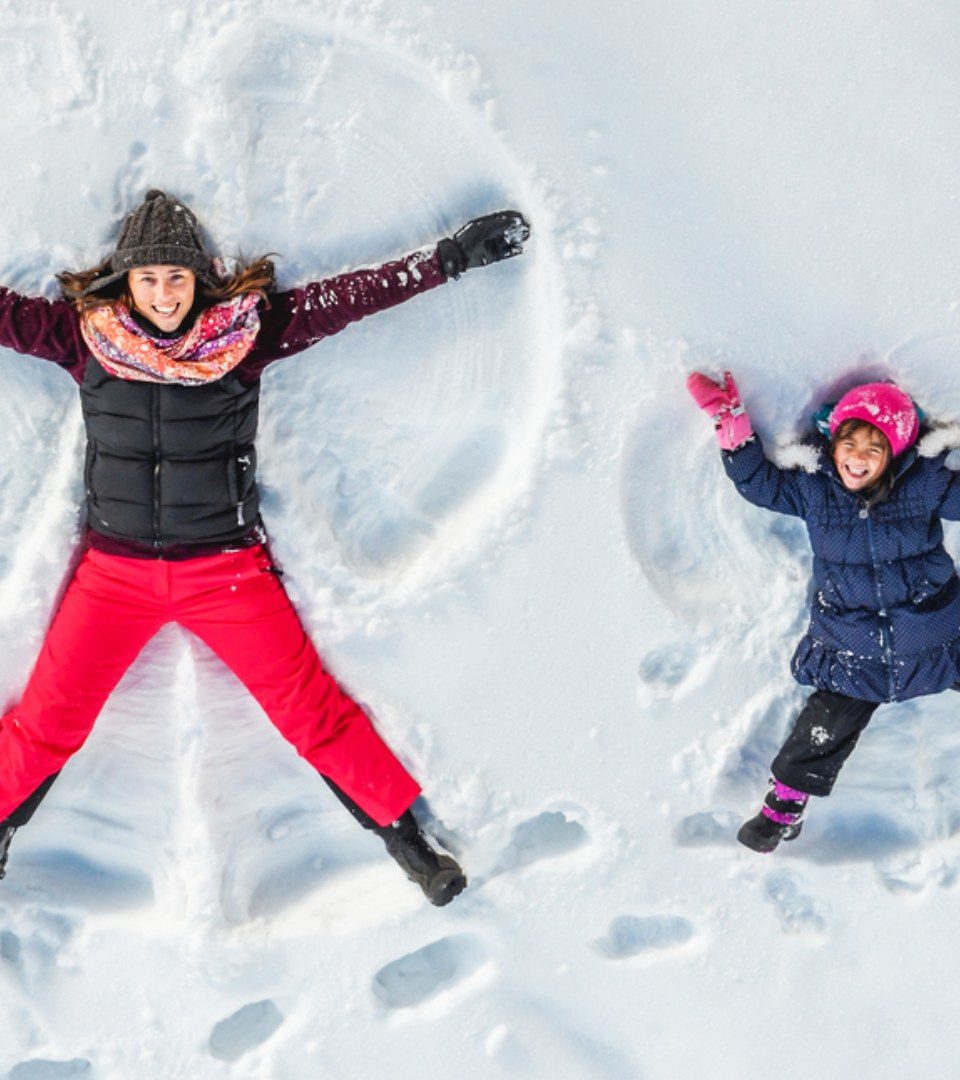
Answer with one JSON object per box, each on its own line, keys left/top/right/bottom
{"left": 723, "top": 436, "right": 960, "bottom": 703}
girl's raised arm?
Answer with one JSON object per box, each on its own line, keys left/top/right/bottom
{"left": 687, "top": 370, "right": 808, "bottom": 518}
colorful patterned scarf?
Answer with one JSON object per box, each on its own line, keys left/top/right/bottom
{"left": 80, "top": 293, "right": 261, "bottom": 385}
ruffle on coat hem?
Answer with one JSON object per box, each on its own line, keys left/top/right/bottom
{"left": 791, "top": 632, "right": 960, "bottom": 703}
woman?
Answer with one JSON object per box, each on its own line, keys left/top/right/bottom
{"left": 0, "top": 189, "right": 530, "bottom": 905}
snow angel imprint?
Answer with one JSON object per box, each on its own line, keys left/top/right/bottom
{"left": 688, "top": 372, "right": 960, "bottom": 854}
{"left": 0, "top": 188, "right": 530, "bottom": 905}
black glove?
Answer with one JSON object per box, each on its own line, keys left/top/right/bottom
{"left": 437, "top": 210, "right": 530, "bottom": 280}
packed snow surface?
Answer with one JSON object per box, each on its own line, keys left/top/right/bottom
{"left": 1, "top": 1, "right": 959, "bottom": 1077}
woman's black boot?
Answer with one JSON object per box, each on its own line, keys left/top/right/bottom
{"left": 0, "top": 827, "right": 16, "bottom": 880}
{"left": 378, "top": 812, "right": 467, "bottom": 907}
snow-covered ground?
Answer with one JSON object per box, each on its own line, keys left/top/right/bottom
{"left": 1, "top": 1, "right": 959, "bottom": 1076}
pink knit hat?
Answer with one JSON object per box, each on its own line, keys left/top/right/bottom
{"left": 828, "top": 383, "right": 920, "bottom": 457}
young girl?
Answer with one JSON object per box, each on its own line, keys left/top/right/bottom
{"left": 0, "top": 188, "right": 530, "bottom": 904}
{"left": 688, "top": 372, "right": 960, "bottom": 852}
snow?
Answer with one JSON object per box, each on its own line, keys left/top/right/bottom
{"left": 0, "top": 1, "right": 959, "bottom": 1077}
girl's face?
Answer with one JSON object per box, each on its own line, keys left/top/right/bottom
{"left": 128, "top": 265, "right": 196, "bottom": 333}
{"left": 832, "top": 424, "right": 891, "bottom": 491}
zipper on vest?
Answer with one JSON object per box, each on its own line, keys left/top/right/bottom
{"left": 151, "top": 385, "right": 162, "bottom": 550}
{"left": 862, "top": 504, "right": 895, "bottom": 700}
{"left": 234, "top": 422, "right": 251, "bottom": 528}
{"left": 235, "top": 454, "right": 249, "bottom": 527}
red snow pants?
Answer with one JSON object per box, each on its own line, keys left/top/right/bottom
{"left": 0, "top": 545, "right": 420, "bottom": 826}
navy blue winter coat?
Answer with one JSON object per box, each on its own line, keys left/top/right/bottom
{"left": 724, "top": 435, "right": 960, "bottom": 703}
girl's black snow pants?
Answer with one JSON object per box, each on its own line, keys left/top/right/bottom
{"left": 771, "top": 690, "right": 879, "bottom": 797}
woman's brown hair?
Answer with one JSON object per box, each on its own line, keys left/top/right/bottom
{"left": 56, "top": 256, "right": 277, "bottom": 313}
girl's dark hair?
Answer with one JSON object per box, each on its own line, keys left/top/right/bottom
{"left": 831, "top": 418, "right": 894, "bottom": 500}
{"left": 830, "top": 417, "right": 892, "bottom": 458}
{"left": 56, "top": 256, "right": 277, "bottom": 313}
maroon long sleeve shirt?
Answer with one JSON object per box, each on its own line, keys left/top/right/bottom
{"left": 0, "top": 247, "right": 447, "bottom": 385}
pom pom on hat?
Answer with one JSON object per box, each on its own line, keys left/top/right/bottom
{"left": 828, "top": 382, "right": 920, "bottom": 457}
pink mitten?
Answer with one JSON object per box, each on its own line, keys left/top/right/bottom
{"left": 686, "top": 370, "right": 754, "bottom": 451}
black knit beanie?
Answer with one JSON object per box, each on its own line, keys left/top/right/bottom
{"left": 85, "top": 189, "right": 219, "bottom": 294}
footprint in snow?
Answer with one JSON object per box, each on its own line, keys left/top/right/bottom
{"left": 673, "top": 809, "right": 741, "bottom": 848}
{"left": 208, "top": 999, "right": 284, "bottom": 1064}
{"left": 0, "top": 909, "right": 76, "bottom": 987}
{"left": 765, "top": 870, "right": 827, "bottom": 936}
{"left": 803, "top": 809, "right": 918, "bottom": 865}
{"left": 372, "top": 934, "right": 485, "bottom": 1010}
{"left": 637, "top": 642, "right": 700, "bottom": 698}
{"left": 8, "top": 1061, "right": 92, "bottom": 1079}
{"left": 12, "top": 848, "right": 153, "bottom": 911}
{"left": 594, "top": 914, "right": 696, "bottom": 960}
{"left": 495, "top": 809, "right": 590, "bottom": 873}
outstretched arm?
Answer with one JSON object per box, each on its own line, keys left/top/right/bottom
{"left": 0, "top": 287, "right": 88, "bottom": 381}
{"left": 251, "top": 248, "right": 447, "bottom": 367}
{"left": 687, "top": 371, "right": 807, "bottom": 518}
{"left": 246, "top": 211, "right": 531, "bottom": 375}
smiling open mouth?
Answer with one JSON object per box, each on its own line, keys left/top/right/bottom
{"left": 844, "top": 463, "right": 869, "bottom": 480}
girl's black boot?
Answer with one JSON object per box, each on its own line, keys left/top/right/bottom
{"left": 737, "top": 779, "right": 809, "bottom": 853}
{"left": 737, "top": 812, "right": 803, "bottom": 853}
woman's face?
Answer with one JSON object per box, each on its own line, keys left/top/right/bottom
{"left": 832, "top": 424, "right": 891, "bottom": 491}
{"left": 128, "top": 265, "right": 196, "bottom": 333}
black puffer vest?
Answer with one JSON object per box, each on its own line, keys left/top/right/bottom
{"left": 79, "top": 357, "right": 260, "bottom": 548}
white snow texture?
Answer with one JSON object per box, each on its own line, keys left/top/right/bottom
{"left": 0, "top": 2, "right": 958, "bottom": 1078}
